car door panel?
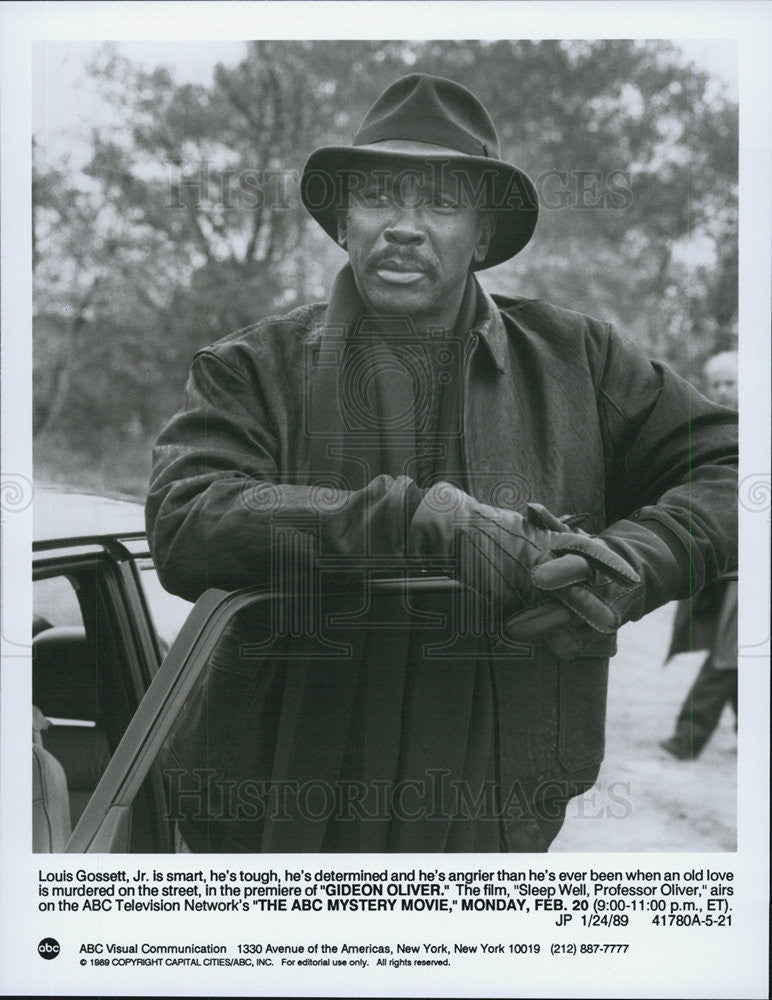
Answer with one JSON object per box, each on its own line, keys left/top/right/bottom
{"left": 65, "top": 576, "right": 483, "bottom": 853}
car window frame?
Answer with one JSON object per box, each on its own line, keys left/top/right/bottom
{"left": 32, "top": 544, "right": 160, "bottom": 703}
{"left": 33, "top": 538, "right": 171, "bottom": 852}
{"left": 65, "top": 586, "right": 241, "bottom": 852}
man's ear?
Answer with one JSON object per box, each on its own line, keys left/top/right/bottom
{"left": 472, "top": 213, "right": 497, "bottom": 264}
{"left": 336, "top": 215, "right": 348, "bottom": 249}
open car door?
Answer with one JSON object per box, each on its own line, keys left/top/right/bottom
{"left": 66, "top": 575, "right": 519, "bottom": 853}
{"left": 65, "top": 587, "right": 245, "bottom": 852}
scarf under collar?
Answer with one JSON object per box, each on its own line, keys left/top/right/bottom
{"left": 306, "top": 266, "right": 492, "bottom": 490}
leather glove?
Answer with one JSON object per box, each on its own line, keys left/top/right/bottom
{"left": 408, "top": 483, "right": 642, "bottom": 629}
{"left": 504, "top": 507, "right": 684, "bottom": 652}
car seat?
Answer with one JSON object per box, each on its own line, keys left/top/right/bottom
{"left": 32, "top": 706, "right": 71, "bottom": 852}
{"left": 32, "top": 626, "right": 111, "bottom": 826}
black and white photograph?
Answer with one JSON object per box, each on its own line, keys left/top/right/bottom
{"left": 28, "top": 34, "right": 742, "bottom": 855}
{"left": 1, "top": 2, "right": 769, "bottom": 997}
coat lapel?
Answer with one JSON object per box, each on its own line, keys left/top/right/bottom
{"left": 461, "top": 285, "right": 533, "bottom": 509}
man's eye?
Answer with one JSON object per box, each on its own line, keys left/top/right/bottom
{"left": 361, "top": 189, "right": 391, "bottom": 207}
{"left": 430, "top": 194, "right": 461, "bottom": 210}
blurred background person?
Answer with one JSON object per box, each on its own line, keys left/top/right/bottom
{"left": 660, "top": 350, "right": 738, "bottom": 760}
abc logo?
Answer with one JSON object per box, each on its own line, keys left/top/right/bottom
{"left": 38, "top": 937, "right": 60, "bottom": 960}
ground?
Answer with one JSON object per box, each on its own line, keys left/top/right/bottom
{"left": 551, "top": 602, "right": 737, "bottom": 853}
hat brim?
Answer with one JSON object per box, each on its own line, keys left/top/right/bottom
{"left": 300, "top": 144, "right": 538, "bottom": 270}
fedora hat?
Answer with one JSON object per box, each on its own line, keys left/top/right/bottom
{"left": 301, "top": 73, "right": 539, "bottom": 269}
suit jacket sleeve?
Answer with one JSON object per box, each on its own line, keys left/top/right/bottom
{"left": 145, "top": 350, "right": 419, "bottom": 601}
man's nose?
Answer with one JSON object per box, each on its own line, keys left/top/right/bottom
{"left": 383, "top": 205, "right": 426, "bottom": 244}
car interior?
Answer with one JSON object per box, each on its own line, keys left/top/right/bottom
{"left": 32, "top": 562, "right": 171, "bottom": 853}
{"left": 33, "top": 624, "right": 112, "bottom": 832}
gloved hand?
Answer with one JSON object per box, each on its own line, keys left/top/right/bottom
{"left": 503, "top": 508, "right": 684, "bottom": 652}
{"left": 408, "top": 483, "right": 643, "bottom": 630}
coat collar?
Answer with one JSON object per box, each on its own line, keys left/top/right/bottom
{"left": 471, "top": 283, "right": 507, "bottom": 374}
{"left": 321, "top": 264, "right": 507, "bottom": 375}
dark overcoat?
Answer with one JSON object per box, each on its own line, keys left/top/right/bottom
{"left": 146, "top": 266, "right": 737, "bottom": 851}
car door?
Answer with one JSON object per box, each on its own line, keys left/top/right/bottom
{"left": 65, "top": 587, "right": 242, "bottom": 852}
{"left": 33, "top": 540, "right": 171, "bottom": 852}
{"left": 64, "top": 575, "right": 500, "bottom": 853}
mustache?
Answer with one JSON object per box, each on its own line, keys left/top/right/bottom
{"left": 366, "top": 251, "right": 437, "bottom": 277}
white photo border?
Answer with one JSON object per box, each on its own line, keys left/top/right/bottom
{"left": 1, "top": 3, "right": 769, "bottom": 998}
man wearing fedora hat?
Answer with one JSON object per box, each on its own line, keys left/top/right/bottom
{"left": 147, "top": 74, "right": 737, "bottom": 852}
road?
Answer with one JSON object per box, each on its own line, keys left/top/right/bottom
{"left": 551, "top": 602, "right": 737, "bottom": 853}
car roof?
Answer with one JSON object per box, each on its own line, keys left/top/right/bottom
{"left": 33, "top": 488, "right": 146, "bottom": 544}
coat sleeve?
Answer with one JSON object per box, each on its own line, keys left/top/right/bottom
{"left": 596, "top": 328, "right": 737, "bottom": 600}
{"left": 145, "top": 350, "right": 420, "bottom": 601}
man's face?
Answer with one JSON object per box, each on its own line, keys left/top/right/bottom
{"left": 338, "top": 164, "right": 495, "bottom": 330}
{"left": 704, "top": 355, "right": 738, "bottom": 408}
